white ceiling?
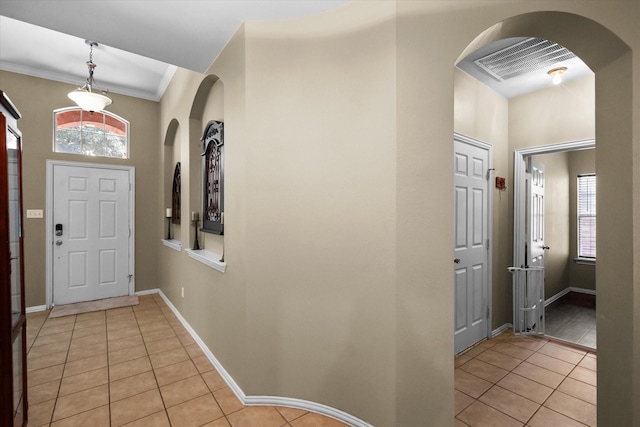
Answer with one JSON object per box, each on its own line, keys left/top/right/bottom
{"left": 0, "top": 2, "right": 593, "bottom": 102}
{"left": 457, "top": 37, "right": 594, "bottom": 99}
{"left": 0, "top": 1, "right": 349, "bottom": 101}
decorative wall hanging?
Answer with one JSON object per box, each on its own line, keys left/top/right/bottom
{"left": 172, "top": 162, "right": 181, "bottom": 224}
{"left": 201, "top": 120, "right": 224, "bottom": 235}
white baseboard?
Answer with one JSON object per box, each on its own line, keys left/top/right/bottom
{"left": 154, "top": 290, "right": 247, "bottom": 402}
{"left": 149, "top": 288, "right": 371, "bottom": 427}
{"left": 545, "top": 287, "right": 596, "bottom": 307}
{"left": 134, "top": 289, "right": 159, "bottom": 296}
{"left": 244, "top": 395, "right": 373, "bottom": 427}
{"left": 545, "top": 288, "right": 571, "bottom": 306}
{"left": 492, "top": 323, "right": 512, "bottom": 338}
{"left": 26, "top": 305, "right": 47, "bottom": 313}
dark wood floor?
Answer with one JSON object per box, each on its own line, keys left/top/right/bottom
{"left": 545, "top": 292, "right": 596, "bottom": 349}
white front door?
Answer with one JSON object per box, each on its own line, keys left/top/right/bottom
{"left": 51, "top": 163, "right": 133, "bottom": 305}
{"left": 454, "top": 136, "right": 490, "bottom": 354}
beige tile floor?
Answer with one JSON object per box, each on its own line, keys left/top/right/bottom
{"left": 455, "top": 332, "right": 597, "bottom": 427}
{"left": 25, "top": 293, "right": 349, "bottom": 427}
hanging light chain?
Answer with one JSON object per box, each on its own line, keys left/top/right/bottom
{"left": 88, "top": 41, "right": 94, "bottom": 63}
{"left": 84, "top": 41, "right": 102, "bottom": 93}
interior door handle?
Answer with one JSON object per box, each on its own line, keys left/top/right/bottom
{"left": 542, "top": 246, "right": 550, "bottom": 250}
{"left": 454, "top": 258, "right": 461, "bottom": 264}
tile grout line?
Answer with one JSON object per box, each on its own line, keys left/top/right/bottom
{"left": 48, "top": 311, "right": 76, "bottom": 426}
{"left": 143, "top": 296, "right": 228, "bottom": 426}
{"left": 132, "top": 298, "right": 171, "bottom": 426}
{"left": 27, "top": 310, "right": 69, "bottom": 426}
{"left": 146, "top": 297, "right": 180, "bottom": 426}
{"left": 106, "top": 307, "right": 115, "bottom": 427}
{"left": 153, "top": 296, "right": 180, "bottom": 427}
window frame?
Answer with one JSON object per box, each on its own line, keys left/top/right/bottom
{"left": 53, "top": 107, "right": 129, "bottom": 159}
{"left": 577, "top": 173, "right": 596, "bottom": 260}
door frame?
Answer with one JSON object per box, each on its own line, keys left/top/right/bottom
{"left": 512, "top": 139, "right": 595, "bottom": 298}
{"left": 512, "top": 139, "right": 596, "bottom": 267}
{"left": 45, "top": 160, "right": 135, "bottom": 308}
{"left": 454, "top": 133, "right": 494, "bottom": 343}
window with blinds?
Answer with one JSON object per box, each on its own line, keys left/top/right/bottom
{"left": 578, "top": 174, "right": 596, "bottom": 258}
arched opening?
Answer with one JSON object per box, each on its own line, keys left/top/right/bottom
{"left": 163, "top": 118, "right": 181, "bottom": 241}
{"left": 453, "top": 11, "right": 632, "bottom": 426}
{"left": 189, "top": 75, "right": 224, "bottom": 255}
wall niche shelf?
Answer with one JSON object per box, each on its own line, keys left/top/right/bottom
{"left": 162, "top": 239, "right": 182, "bottom": 252}
{"left": 186, "top": 248, "right": 226, "bottom": 273}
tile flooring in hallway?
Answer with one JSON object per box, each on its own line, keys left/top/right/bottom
{"left": 25, "top": 293, "right": 349, "bottom": 427}
{"left": 455, "top": 332, "right": 596, "bottom": 427}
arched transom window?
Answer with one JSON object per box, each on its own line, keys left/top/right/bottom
{"left": 54, "top": 107, "right": 129, "bottom": 158}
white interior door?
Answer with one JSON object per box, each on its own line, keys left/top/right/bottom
{"left": 513, "top": 158, "right": 546, "bottom": 334}
{"left": 528, "top": 158, "right": 546, "bottom": 269}
{"left": 52, "top": 163, "right": 133, "bottom": 305}
{"left": 454, "top": 136, "right": 490, "bottom": 354}
{"left": 512, "top": 142, "right": 594, "bottom": 335}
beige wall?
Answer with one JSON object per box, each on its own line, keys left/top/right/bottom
{"left": 509, "top": 76, "right": 596, "bottom": 148}
{"left": 158, "top": 28, "right": 249, "bottom": 404}
{"left": 0, "top": 70, "right": 160, "bottom": 307}
{"left": 5, "top": 1, "right": 638, "bottom": 426}
{"left": 158, "top": 2, "right": 639, "bottom": 426}
{"left": 243, "top": 6, "right": 396, "bottom": 421}
{"left": 569, "top": 149, "right": 596, "bottom": 290}
{"left": 159, "top": 3, "right": 398, "bottom": 424}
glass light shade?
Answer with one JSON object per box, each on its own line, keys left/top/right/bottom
{"left": 548, "top": 67, "right": 567, "bottom": 86}
{"left": 68, "top": 89, "right": 112, "bottom": 112}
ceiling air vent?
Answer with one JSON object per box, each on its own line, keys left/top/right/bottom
{"left": 474, "top": 38, "right": 576, "bottom": 81}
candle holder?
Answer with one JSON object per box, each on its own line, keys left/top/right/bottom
{"left": 219, "top": 212, "right": 224, "bottom": 262}
{"left": 166, "top": 216, "right": 172, "bottom": 240}
{"left": 192, "top": 219, "right": 200, "bottom": 250}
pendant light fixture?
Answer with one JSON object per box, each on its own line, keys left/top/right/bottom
{"left": 67, "top": 40, "right": 112, "bottom": 112}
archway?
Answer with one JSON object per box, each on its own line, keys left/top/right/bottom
{"left": 188, "top": 75, "right": 223, "bottom": 252}
{"left": 163, "top": 118, "right": 181, "bottom": 241}
{"left": 455, "top": 11, "right": 633, "bottom": 425}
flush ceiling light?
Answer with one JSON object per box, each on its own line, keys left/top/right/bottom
{"left": 548, "top": 66, "right": 568, "bottom": 85}
{"left": 67, "top": 40, "right": 112, "bottom": 112}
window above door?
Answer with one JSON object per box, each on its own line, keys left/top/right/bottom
{"left": 53, "top": 107, "right": 129, "bottom": 159}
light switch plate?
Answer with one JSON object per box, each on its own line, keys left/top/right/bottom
{"left": 26, "top": 209, "right": 43, "bottom": 219}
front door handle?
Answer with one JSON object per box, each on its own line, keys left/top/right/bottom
{"left": 56, "top": 240, "right": 63, "bottom": 246}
